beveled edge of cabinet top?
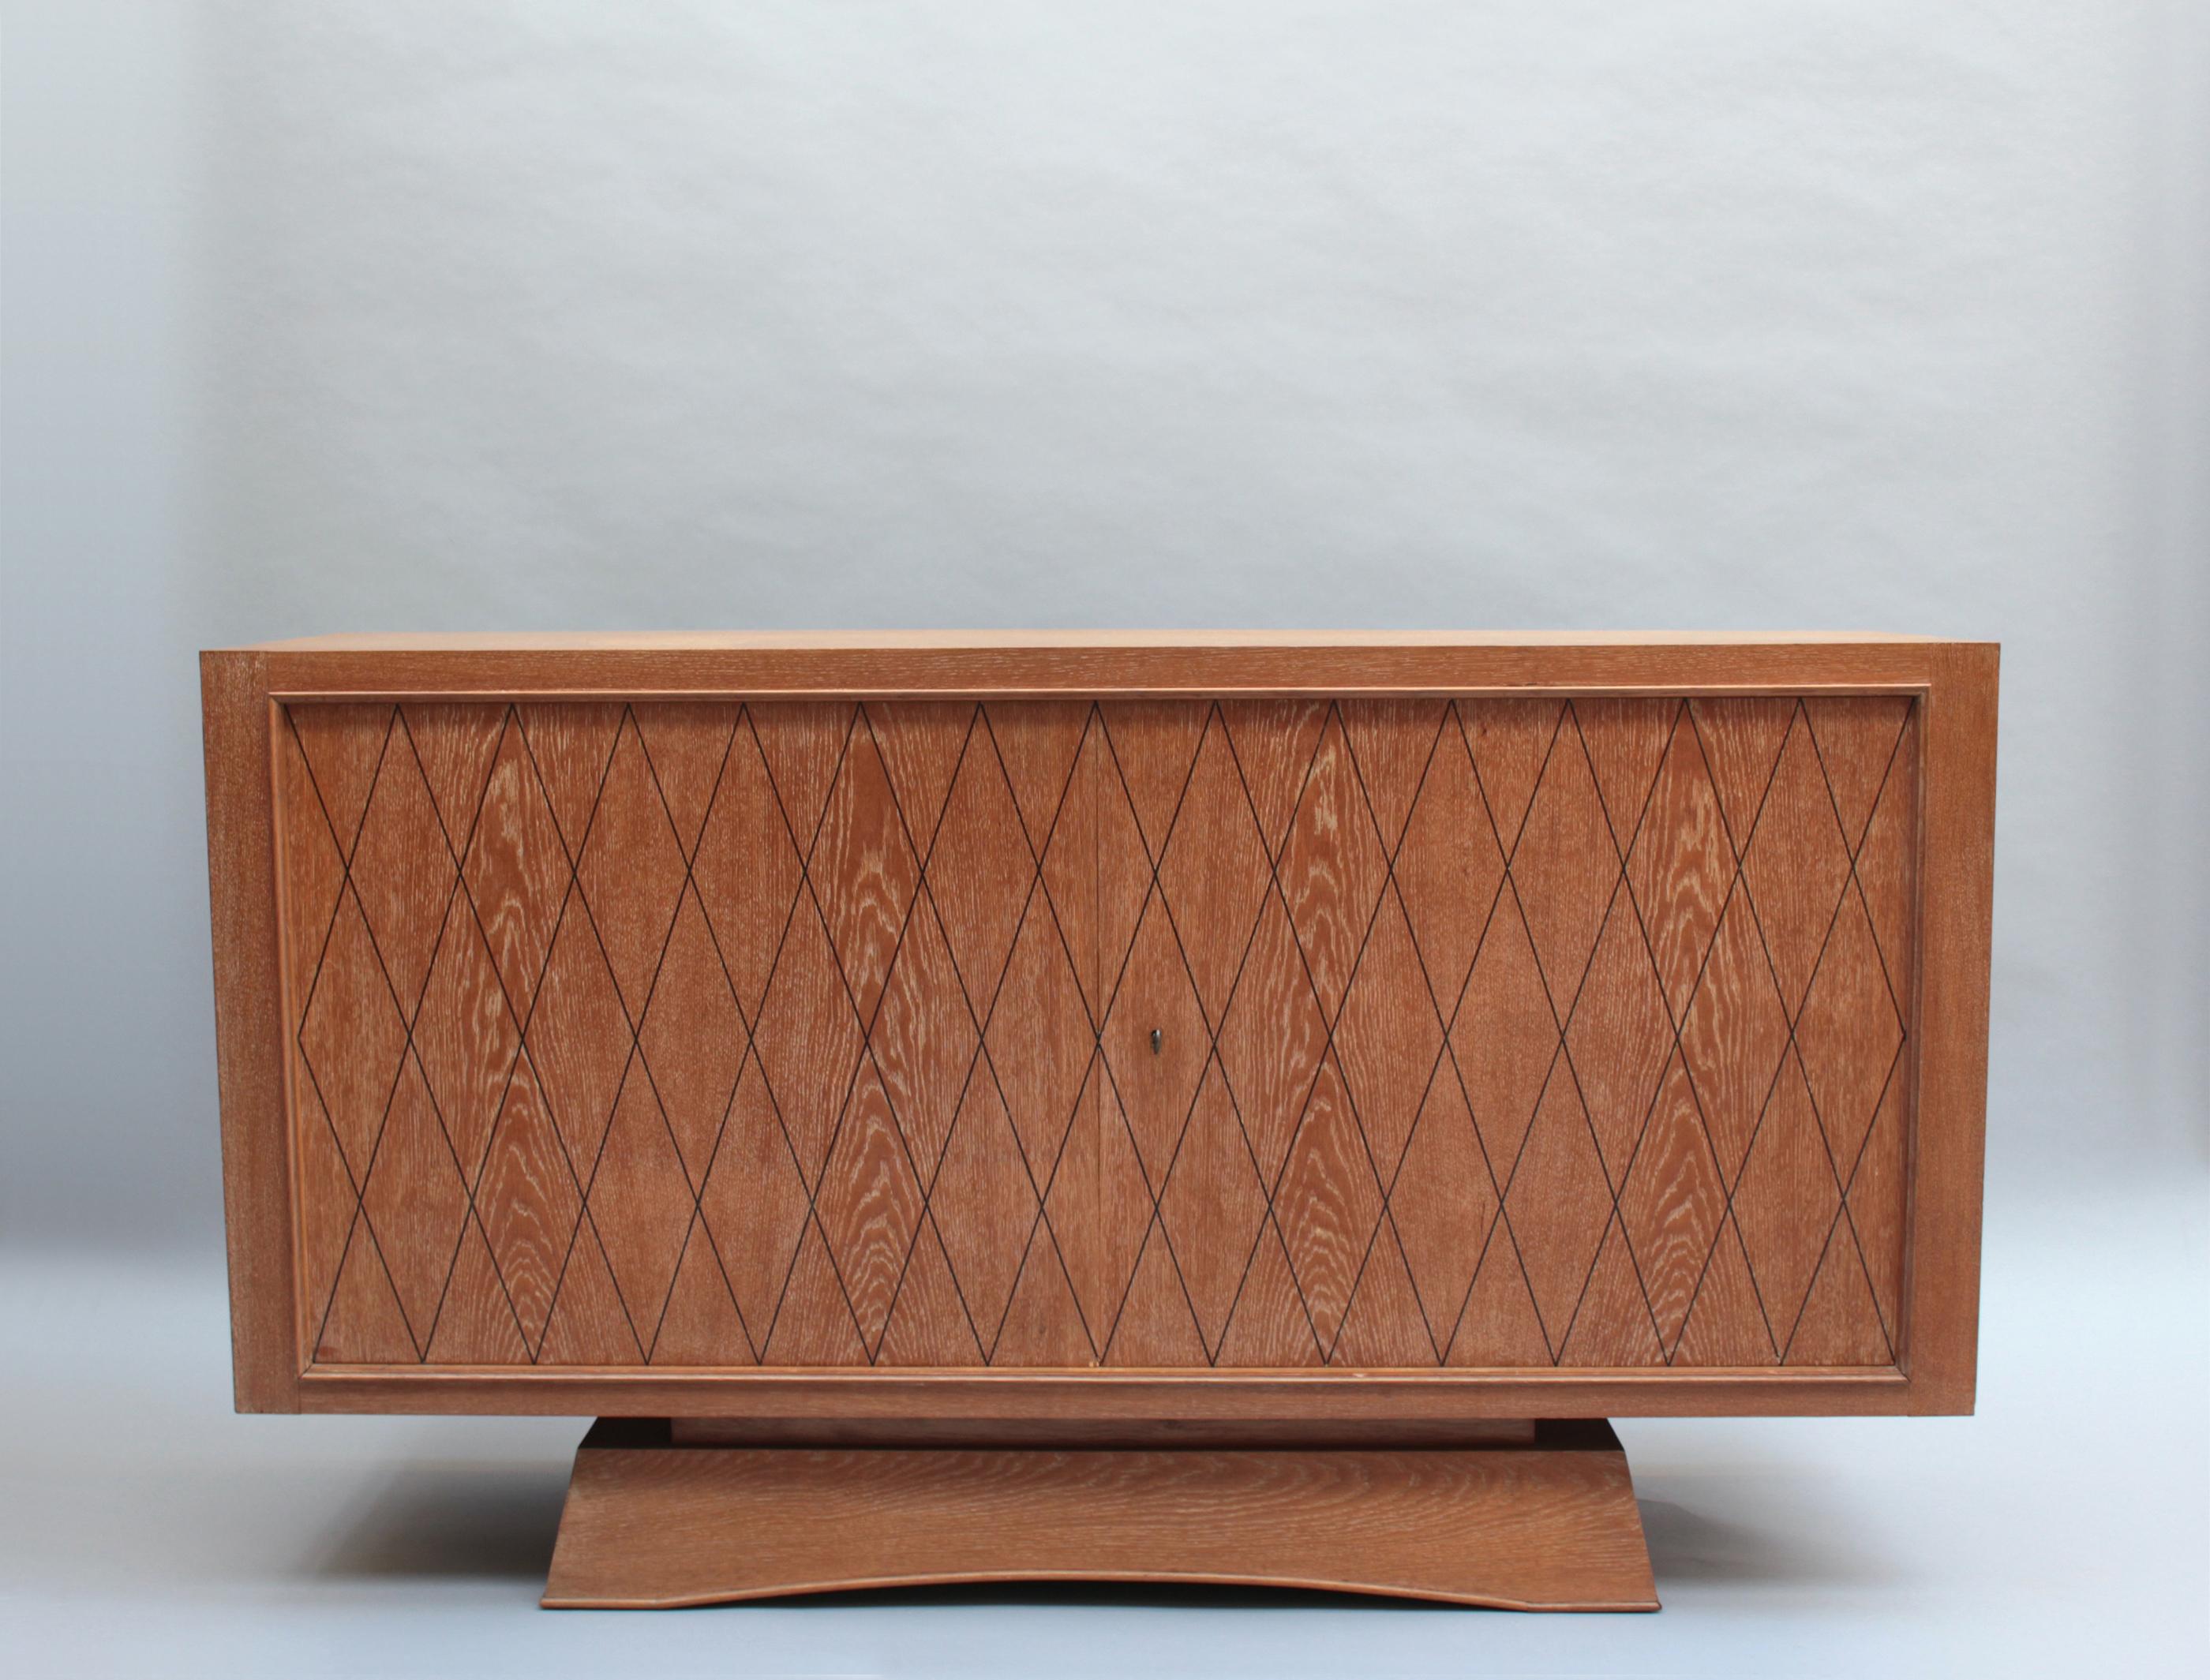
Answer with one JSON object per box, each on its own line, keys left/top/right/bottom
{"left": 212, "top": 631, "right": 1998, "bottom": 702}
{"left": 231, "top": 630, "right": 1988, "bottom": 653}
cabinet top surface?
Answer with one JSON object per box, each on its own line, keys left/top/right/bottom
{"left": 226, "top": 630, "right": 1986, "bottom": 654}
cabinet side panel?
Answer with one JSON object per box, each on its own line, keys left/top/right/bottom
{"left": 204, "top": 653, "right": 298, "bottom": 1410}
{"left": 1899, "top": 646, "right": 1997, "bottom": 1412}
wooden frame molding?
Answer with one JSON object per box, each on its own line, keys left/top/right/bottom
{"left": 204, "top": 634, "right": 1996, "bottom": 1420}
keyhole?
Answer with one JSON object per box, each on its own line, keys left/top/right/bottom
{"left": 1150, "top": 1027, "right": 1163, "bottom": 1055}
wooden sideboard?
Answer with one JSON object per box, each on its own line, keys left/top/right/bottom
{"left": 203, "top": 633, "right": 1997, "bottom": 1609}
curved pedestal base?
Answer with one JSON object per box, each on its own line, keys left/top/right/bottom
{"left": 542, "top": 1419, "right": 1658, "bottom": 1611}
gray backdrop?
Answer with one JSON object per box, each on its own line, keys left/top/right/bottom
{"left": 4, "top": 7, "right": 2207, "bottom": 1675}
{"left": 6, "top": 2, "right": 2202, "bottom": 1251}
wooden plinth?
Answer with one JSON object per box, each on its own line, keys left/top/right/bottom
{"left": 542, "top": 1420, "right": 1658, "bottom": 1611}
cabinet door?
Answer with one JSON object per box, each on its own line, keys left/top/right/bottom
{"left": 280, "top": 693, "right": 1913, "bottom": 1375}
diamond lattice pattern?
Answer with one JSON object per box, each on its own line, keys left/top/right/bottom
{"left": 283, "top": 696, "right": 1915, "bottom": 1369}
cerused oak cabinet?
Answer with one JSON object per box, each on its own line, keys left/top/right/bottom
{"left": 203, "top": 633, "right": 1997, "bottom": 1610}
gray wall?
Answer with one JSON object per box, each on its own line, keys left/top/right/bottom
{"left": 4, "top": 2, "right": 2204, "bottom": 1251}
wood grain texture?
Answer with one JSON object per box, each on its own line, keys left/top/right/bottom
{"left": 1626, "top": 710, "right": 1732, "bottom": 1022}
{"left": 927, "top": 1072, "right": 1042, "bottom": 1356}
{"left": 1215, "top": 889, "right": 1330, "bottom": 1187}
{"left": 251, "top": 634, "right": 1975, "bottom": 719}
{"left": 411, "top": 895, "right": 521, "bottom": 1186}
{"left": 1041, "top": 713, "right": 1151, "bottom": 1027}
{"left": 1339, "top": 698, "right": 1448, "bottom": 857}
{"left": 521, "top": 906, "right": 629, "bottom": 1176}
{"left": 879, "top": 1217, "right": 987, "bottom": 1368}
{"left": 347, "top": 720, "right": 455, "bottom": 1015}
{"left": 475, "top": 1056, "right": 583, "bottom": 1354}
{"left": 1105, "top": 1223, "right": 1209, "bottom": 1367}
{"left": 398, "top": 702, "right": 499, "bottom": 829}
{"left": 633, "top": 889, "right": 745, "bottom": 1186}
{"left": 1462, "top": 698, "right": 1562, "bottom": 855}
{"left": 204, "top": 653, "right": 298, "bottom": 1410}
{"left": 587, "top": 1069, "right": 695, "bottom": 1345}
{"left": 1562, "top": 894, "right": 1673, "bottom": 1188}
{"left": 1393, "top": 723, "right": 1504, "bottom": 1009}
{"left": 1902, "top": 645, "right": 1995, "bottom": 1412}
{"left": 1741, "top": 711, "right": 1853, "bottom": 1018}
{"left": 691, "top": 722, "right": 805, "bottom": 1023}
{"left": 867, "top": 892, "right": 978, "bottom": 1186}
{"left": 865, "top": 700, "right": 972, "bottom": 859}
{"left": 297, "top": 888, "right": 408, "bottom": 1184}
{"left": 1277, "top": 711, "right": 1389, "bottom": 1024}
{"left": 1333, "top": 885, "right": 1445, "bottom": 1183}
{"left": 1098, "top": 893, "right": 1210, "bottom": 1183}
{"left": 697, "top": 1055, "right": 804, "bottom": 1355}
{"left": 808, "top": 721, "right": 920, "bottom": 1031}
{"left": 210, "top": 638, "right": 1988, "bottom": 1419}
{"left": 542, "top": 1420, "right": 1658, "bottom": 1611}
{"left": 358, "top": 1053, "right": 467, "bottom": 1348}
{"left": 749, "top": 902, "right": 864, "bottom": 1189}
{"left": 458, "top": 716, "right": 570, "bottom": 1023}
{"left": 1274, "top": 1054, "right": 1385, "bottom": 1356}
{"left": 1509, "top": 713, "right": 1619, "bottom": 1007}
{"left": 1619, "top": 1057, "right": 1726, "bottom": 1358}
{"left": 1156, "top": 1065, "right": 1269, "bottom": 1357}
{"left": 1390, "top": 1069, "right": 1497, "bottom": 1342}
{"left": 541, "top": 1220, "right": 646, "bottom": 1366}
{"left": 654, "top": 1225, "right": 752, "bottom": 1367}
{"left": 273, "top": 691, "right": 1929, "bottom": 1382}
{"left": 1218, "top": 698, "right": 1328, "bottom": 859}
{"left": 1044, "top": 1061, "right": 1156, "bottom": 1355}
{"left": 984, "top": 894, "right": 1091, "bottom": 1185}
{"left": 1152, "top": 710, "right": 1272, "bottom": 1029}
{"left": 572, "top": 719, "right": 687, "bottom": 1024}
{"left": 747, "top": 702, "right": 852, "bottom": 855}
{"left": 913, "top": 729, "right": 1030, "bottom": 1016}
{"left": 1335, "top": 1221, "right": 1439, "bottom": 1365}
{"left": 986, "top": 699, "right": 1088, "bottom": 855}
{"left": 630, "top": 702, "right": 738, "bottom": 861}
{"left": 814, "top": 1057, "right": 924, "bottom": 1357}
{"left": 1097, "top": 699, "right": 1207, "bottom": 864}
{"left": 1573, "top": 698, "right": 1672, "bottom": 844}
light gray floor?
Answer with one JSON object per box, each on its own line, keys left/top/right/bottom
{"left": 5, "top": 1183, "right": 2203, "bottom": 1678}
